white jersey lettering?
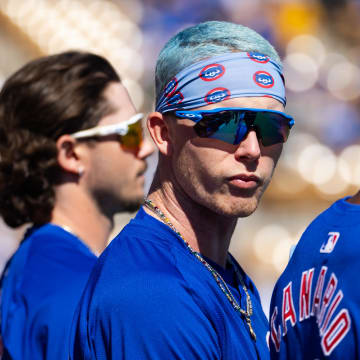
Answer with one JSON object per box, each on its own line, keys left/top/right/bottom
{"left": 282, "top": 282, "right": 296, "bottom": 335}
{"left": 274, "top": 267, "right": 350, "bottom": 357}
{"left": 321, "top": 309, "right": 351, "bottom": 356}
{"left": 299, "top": 268, "right": 314, "bottom": 321}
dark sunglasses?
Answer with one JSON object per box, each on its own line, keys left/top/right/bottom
{"left": 174, "top": 108, "right": 294, "bottom": 147}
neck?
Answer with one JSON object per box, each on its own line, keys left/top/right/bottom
{"left": 347, "top": 191, "right": 360, "bottom": 205}
{"left": 51, "top": 185, "right": 113, "bottom": 256}
{"left": 146, "top": 178, "right": 237, "bottom": 268}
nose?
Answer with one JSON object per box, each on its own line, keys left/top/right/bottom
{"left": 137, "top": 138, "right": 155, "bottom": 159}
{"left": 234, "top": 130, "right": 261, "bottom": 162}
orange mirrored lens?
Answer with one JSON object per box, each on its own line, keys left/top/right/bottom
{"left": 120, "top": 120, "right": 143, "bottom": 150}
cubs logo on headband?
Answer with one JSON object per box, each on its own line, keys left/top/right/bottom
{"left": 253, "top": 71, "right": 274, "bottom": 88}
{"left": 156, "top": 52, "right": 286, "bottom": 113}
{"left": 205, "top": 88, "right": 231, "bottom": 104}
{"left": 199, "top": 64, "right": 225, "bottom": 81}
{"left": 247, "top": 52, "right": 270, "bottom": 64}
{"left": 167, "top": 91, "right": 184, "bottom": 106}
{"left": 164, "top": 77, "right": 178, "bottom": 97}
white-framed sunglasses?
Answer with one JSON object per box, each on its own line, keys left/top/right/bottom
{"left": 70, "top": 113, "right": 144, "bottom": 150}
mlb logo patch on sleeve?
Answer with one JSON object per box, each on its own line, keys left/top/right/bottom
{"left": 320, "top": 232, "right": 340, "bottom": 253}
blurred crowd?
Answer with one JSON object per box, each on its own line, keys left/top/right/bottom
{"left": 0, "top": 0, "right": 359, "bottom": 310}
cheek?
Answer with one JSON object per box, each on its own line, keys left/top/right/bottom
{"left": 89, "top": 146, "right": 135, "bottom": 184}
{"left": 259, "top": 144, "right": 283, "bottom": 177}
{"left": 174, "top": 144, "right": 199, "bottom": 184}
{"left": 267, "top": 144, "right": 283, "bottom": 165}
{"left": 172, "top": 142, "right": 223, "bottom": 196}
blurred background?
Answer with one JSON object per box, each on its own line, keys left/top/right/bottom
{"left": 0, "top": 0, "right": 359, "bottom": 313}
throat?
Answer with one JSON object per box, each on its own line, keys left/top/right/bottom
{"left": 143, "top": 196, "right": 235, "bottom": 267}
{"left": 143, "top": 197, "right": 256, "bottom": 341}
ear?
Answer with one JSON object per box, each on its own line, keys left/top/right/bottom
{"left": 56, "top": 134, "right": 85, "bottom": 176}
{"left": 147, "top": 111, "right": 173, "bottom": 156}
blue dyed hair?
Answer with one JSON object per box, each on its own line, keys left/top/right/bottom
{"left": 155, "top": 21, "right": 281, "bottom": 104}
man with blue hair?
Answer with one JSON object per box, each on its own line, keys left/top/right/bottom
{"left": 71, "top": 21, "right": 294, "bottom": 359}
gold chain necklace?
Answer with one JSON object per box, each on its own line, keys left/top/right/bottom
{"left": 144, "top": 198, "right": 256, "bottom": 341}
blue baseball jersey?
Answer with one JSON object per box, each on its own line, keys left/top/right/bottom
{"left": 70, "top": 207, "right": 270, "bottom": 359}
{"left": 0, "top": 224, "right": 97, "bottom": 359}
{"left": 269, "top": 197, "right": 360, "bottom": 359}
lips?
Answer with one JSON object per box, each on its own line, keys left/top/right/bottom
{"left": 227, "top": 174, "right": 261, "bottom": 189}
{"left": 228, "top": 174, "right": 260, "bottom": 182}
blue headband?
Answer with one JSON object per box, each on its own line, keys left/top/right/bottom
{"left": 156, "top": 52, "right": 286, "bottom": 113}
